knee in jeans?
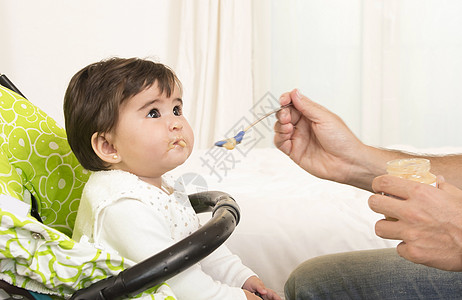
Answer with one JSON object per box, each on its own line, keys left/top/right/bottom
{"left": 284, "top": 258, "right": 329, "bottom": 300}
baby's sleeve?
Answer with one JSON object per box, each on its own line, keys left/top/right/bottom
{"left": 199, "top": 244, "right": 256, "bottom": 287}
{"left": 97, "top": 198, "right": 174, "bottom": 261}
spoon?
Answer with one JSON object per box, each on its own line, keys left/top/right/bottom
{"left": 214, "top": 103, "right": 292, "bottom": 150}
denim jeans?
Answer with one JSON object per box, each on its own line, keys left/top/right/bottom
{"left": 285, "top": 248, "right": 462, "bottom": 300}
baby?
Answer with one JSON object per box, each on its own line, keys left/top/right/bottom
{"left": 64, "top": 57, "right": 280, "bottom": 300}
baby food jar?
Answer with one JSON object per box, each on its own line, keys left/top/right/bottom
{"left": 386, "top": 158, "right": 436, "bottom": 186}
{"left": 384, "top": 158, "right": 436, "bottom": 221}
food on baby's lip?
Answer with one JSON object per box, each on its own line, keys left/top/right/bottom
{"left": 168, "top": 139, "right": 187, "bottom": 150}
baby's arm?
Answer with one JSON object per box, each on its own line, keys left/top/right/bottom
{"left": 200, "top": 245, "right": 255, "bottom": 286}
{"left": 98, "top": 199, "right": 248, "bottom": 299}
{"left": 200, "top": 245, "right": 281, "bottom": 300}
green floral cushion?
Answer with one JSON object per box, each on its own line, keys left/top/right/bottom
{"left": 0, "top": 142, "right": 24, "bottom": 201}
{"left": 0, "top": 85, "right": 89, "bottom": 236}
{"left": 0, "top": 195, "right": 176, "bottom": 299}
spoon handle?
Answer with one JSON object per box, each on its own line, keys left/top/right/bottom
{"left": 244, "top": 103, "right": 292, "bottom": 132}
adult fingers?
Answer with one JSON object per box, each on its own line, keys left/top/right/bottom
{"left": 274, "top": 120, "right": 293, "bottom": 135}
{"left": 368, "top": 193, "right": 404, "bottom": 220}
{"left": 372, "top": 175, "right": 419, "bottom": 199}
{"left": 278, "top": 90, "right": 302, "bottom": 125}
{"left": 279, "top": 89, "right": 334, "bottom": 129}
{"left": 274, "top": 137, "right": 292, "bottom": 156}
{"left": 275, "top": 105, "right": 291, "bottom": 125}
{"left": 437, "top": 177, "right": 462, "bottom": 196}
{"left": 374, "top": 218, "right": 404, "bottom": 240}
{"left": 396, "top": 241, "right": 431, "bottom": 267}
{"left": 279, "top": 90, "right": 293, "bottom": 106}
{"left": 273, "top": 123, "right": 293, "bottom": 145}
{"left": 289, "top": 89, "right": 331, "bottom": 124}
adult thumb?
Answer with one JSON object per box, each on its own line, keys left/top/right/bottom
{"left": 289, "top": 89, "right": 327, "bottom": 123}
{"left": 437, "top": 175, "right": 461, "bottom": 195}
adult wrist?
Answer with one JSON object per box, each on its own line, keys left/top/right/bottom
{"left": 345, "top": 146, "right": 393, "bottom": 192}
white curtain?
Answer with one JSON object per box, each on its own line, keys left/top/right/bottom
{"left": 3, "top": 0, "right": 462, "bottom": 149}
{"left": 0, "top": 0, "right": 181, "bottom": 128}
{"left": 0, "top": 0, "right": 253, "bottom": 149}
{"left": 259, "top": 0, "right": 462, "bottom": 149}
{"left": 173, "top": 0, "right": 253, "bottom": 149}
{"left": 360, "top": 0, "right": 462, "bottom": 148}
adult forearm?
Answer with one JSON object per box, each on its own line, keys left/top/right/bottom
{"left": 426, "top": 154, "right": 462, "bottom": 188}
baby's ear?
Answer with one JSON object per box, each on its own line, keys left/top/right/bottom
{"left": 91, "top": 132, "right": 121, "bottom": 164}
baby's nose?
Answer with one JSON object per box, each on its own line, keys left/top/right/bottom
{"left": 171, "top": 121, "right": 183, "bottom": 130}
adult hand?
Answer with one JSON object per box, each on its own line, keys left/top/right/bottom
{"left": 369, "top": 175, "right": 462, "bottom": 271}
{"left": 274, "top": 89, "right": 371, "bottom": 187}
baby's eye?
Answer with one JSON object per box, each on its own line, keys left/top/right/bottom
{"left": 173, "top": 105, "right": 182, "bottom": 116}
{"left": 147, "top": 108, "right": 161, "bottom": 118}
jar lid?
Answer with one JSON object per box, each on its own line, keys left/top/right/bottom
{"left": 386, "top": 158, "right": 431, "bottom": 174}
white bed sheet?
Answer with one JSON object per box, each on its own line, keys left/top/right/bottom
{"left": 169, "top": 147, "right": 400, "bottom": 299}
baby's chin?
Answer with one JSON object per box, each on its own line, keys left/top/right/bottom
{"left": 166, "top": 148, "right": 192, "bottom": 168}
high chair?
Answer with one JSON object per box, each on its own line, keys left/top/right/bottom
{"left": 0, "top": 75, "right": 240, "bottom": 299}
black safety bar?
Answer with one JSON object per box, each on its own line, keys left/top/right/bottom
{"left": 0, "top": 74, "right": 26, "bottom": 98}
{"left": 70, "top": 191, "right": 240, "bottom": 300}
{"left": 0, "top": 74, "right": 43, "bottom": 222}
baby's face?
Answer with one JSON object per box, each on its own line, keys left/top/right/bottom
{"left": 110, "top": 82, "right": 194, "bottom": 184}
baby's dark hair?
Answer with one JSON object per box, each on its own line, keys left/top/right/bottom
{"left": 63, "top": 57, "right": 182, "bottom": 171}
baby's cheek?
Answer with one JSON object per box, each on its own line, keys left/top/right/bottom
{"left": 186, "top": 127, "right": 194, "bottom": 149}
{"left": 190, "top": 129, "right": 195, "bottom": 143}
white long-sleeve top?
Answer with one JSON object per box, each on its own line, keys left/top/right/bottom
{"left": 72, "top": 170, "right": 255, "bottom": 299}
